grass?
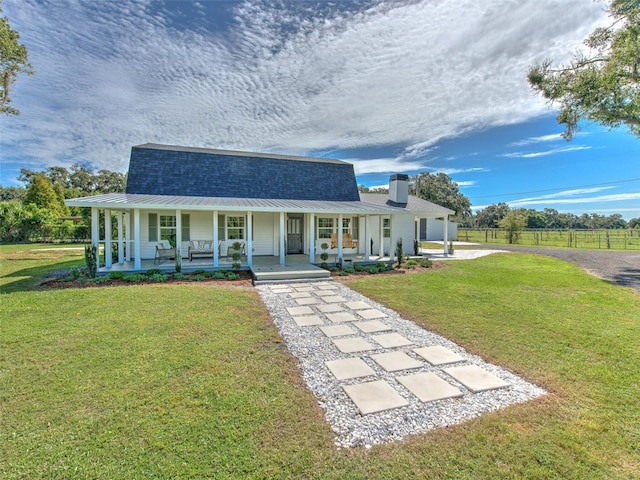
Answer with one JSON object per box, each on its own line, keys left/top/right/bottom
{"left": 1, "top": 245, "right": 639, "bottom": 478}
{"left": 458, "top": 228, "right": 640, "bottom": 250}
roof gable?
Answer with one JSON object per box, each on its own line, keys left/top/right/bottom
{"left": 125, "top": 144, "right": 360, "bottom": 202}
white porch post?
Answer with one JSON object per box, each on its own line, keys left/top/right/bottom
{"left": 443, "top": 214, "right": 449, "bottom": 255}
{"left": 246, "top": 211, "right": 253, "bottom": 266}
{"left": 365, "top": 215, "right": 371, "bottom": 260}
{"left": 379, "top": 216, "right": 385, "bottom": 257}
{"left": 125, "top": 211, "right": 132, "bottom": 261}
{"left": 176, "top": 210, "right": 182, "bottom": 262}
{"left": 279, "top": 212, "right": 285, "bottom": 265}
{"left": 213, "top": 211, "right": 219, "bottom": 267}
{"left": 309, "top": 213, "right": 315, "bottom": 264}
{"left": 117, "top": 210, "right": 124, "bottom": 264}
{"left": 133, "top": 208, "right": 141, "bottom": 270}
{"left": 389, "top": 215, "right": 396, "bottom": 262}
{"left": 104, "top": 209, "right": 112, "bottom": 268}
{"left": 338, "top": 213, "right": 343, "bottom": 259}
{"left": 91, "top": 207, "right": 100, "bottom": 266}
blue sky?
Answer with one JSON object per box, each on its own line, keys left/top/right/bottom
{"left": 1, "top": 0, "right": 638, "bottom": 219}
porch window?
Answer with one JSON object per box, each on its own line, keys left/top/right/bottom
{"left": 227, "top": 216, "right": 245, "bottom": 239}
{"left": 159, "top": 215, "right": 177, "bottom": 242}
{"left": 342, "top": 217, "right": 351, "bottom": 234}
{"left": 383, "top": 218, "right": 391, "bottom": 238}
{"left": 318, "top": 217, "right": 334, "bottom": 238}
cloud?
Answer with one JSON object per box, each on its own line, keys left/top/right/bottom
{"left": 456, "top": 181, "right": 477, "bottom": 187}
{"left": 509, "top": 133, "right": 564, "bottom": 146}
{"left": 2, "top": 0, "right": 606, "bottom": 176}
{"left": 502, "top": 145, "right": 593, "bottom": 158}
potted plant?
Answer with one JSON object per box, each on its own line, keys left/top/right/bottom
{"left": 231, "top": 241, "right": 243, "bottom": 271}
{"left": 320, "top": 242, "right": 329, "bottom": 269}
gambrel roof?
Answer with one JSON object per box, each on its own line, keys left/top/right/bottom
{"left": 126, "top": 144, "right": 360, "bottom": 202}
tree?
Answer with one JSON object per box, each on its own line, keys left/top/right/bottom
{"left": 410, "top": 172, "right": 472, "bottom": 220}
{"left": 499, "top": 209, "right": 527, "bottom": 244}
{"left": 24, "top": 173, "right": 67, "bottom": 216}
{"left": 628, "top": 217, "right": 640, "bottom": 228}
{"left": 0, "top": 0, "right": 33, "bottom": 116}
{"left": 528, "top": 0, "right": 640, "bottom": 139}
{"left": 474, "top": 203, "right": 510, "bottom": 228}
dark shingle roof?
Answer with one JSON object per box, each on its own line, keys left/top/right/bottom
{"left": 125, "top": 143, "right": 360, "bottom": 202}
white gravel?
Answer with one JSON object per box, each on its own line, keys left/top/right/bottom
{"left": 256, "top": 280, "right": 546, "bottom": 448}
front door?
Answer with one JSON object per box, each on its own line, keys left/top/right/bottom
{"left": 287, "top": 214, "right": 303, "bottom": 254}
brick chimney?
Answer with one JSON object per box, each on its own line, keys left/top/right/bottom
{"left": 388, "top": 174, "right": 409, "bottom": 204}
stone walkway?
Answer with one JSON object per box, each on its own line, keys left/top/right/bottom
{"left": 256, "top": 280, "right": 545, "bottom": 448}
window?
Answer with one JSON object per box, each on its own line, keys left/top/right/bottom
{"left": 318, "top": 217, "right": 334, "bottom": 239}
{"left": 342, "top": 217, "right": 351, "bottom": 234}
{"left": 160, "top": 215, "right": 177, "bottom": 242}
{"left": 227, "top": 216, "right": 245, "bottom": 239}
{"left": 383, "top": 218, "right": 391, "bottom": 238}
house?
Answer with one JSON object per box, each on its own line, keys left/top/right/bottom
{"left": 66, "top": 144, "right": 454, "bottom": 273}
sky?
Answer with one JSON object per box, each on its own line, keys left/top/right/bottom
{"left": 1, "top": 0, "right": 638, "bottom": 219}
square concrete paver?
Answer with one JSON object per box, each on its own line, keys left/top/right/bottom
{"left": 370, "top": 351, "right": 423, "bottom": 372}
{"left": 286, "top": 306, "right": 314, "bottom": 316}
{"left": 322, "top": 295, "right": 347, "bottom": 303}
{"left": 326, "top": 312, "right": 358, "bottom": 323}
{"left": 343, "top": 380, "right": 409, "bottom": 414}
{"left": 332, "top": 337, "right": 376, "bottom": 353}
{"left": 372, "top": 332, "right": 414, "bottom": 348}
{"left": 397, "top": 372, "right": 464, "bottom": 402}
{"left": 353, "top": 320, "right": 392, "bottom": 333}
{"left": 414, "top": 346, "right": 465, "bottom": 365}
{"left": 325, "top": 358, "right": 375, "bottom": 380}
{"left": 345, "top": 301, "right": 371, "bottom": 310}
{"left": 356, "top": 308, "right": 387, "bottom": 320}
{"left": 319, "top": 324, "right": 355, "bottom": 337}
{"left": 289, "top": 291, "right": 313, "bottom": 299}
{"left": 315, "top": 290, "right": 339, "bottom": 297}
{"left": 317, "top": 284, "right": 336, "bottom": 290}
{"left": 296, "top": 297, "right": 321, "bottom": 306}
{"left": 292, "top": 315, "right": 324, "bottom": 327}
{"left": 444, "top": 365, "right": 510, "bottom": 393}
{"left": 317, "top": 304, "right": 343, "bottom": 313}
{"left": 294, "top": 286, "right": 314, "bottom": 292}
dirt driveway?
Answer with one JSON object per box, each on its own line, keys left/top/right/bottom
{"left": 479, "top": 245, "right": 640, "bottom": 293}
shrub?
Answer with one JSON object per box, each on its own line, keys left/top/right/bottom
{"left": 404, "top": 259, "right": 418, "bottom": 267}
{"left": 225, "top": 272, "right": 239, "bottom": 281}
{"left": 63, "top": 266, "right": 82, "bottom": 281}
{"left": 108, "top": 271, "right": 126, "bottom": 280}
{"left": 377, "top": 262, "right": 392, "bottom": 272}
{"left": 148, "top": 273, "right": 168, "bottom": 282}
{"left": 354, "top": 263, "right": 365, "bottom": 272}
{"left": 418, "top": 258, "right": 432, "bottom": 268}
{"left": 395, "top": 238, "right": 404, "bottom": 266}
{"left": 330, "top": 267, "right": 340, "bottom": 272}
{"left": 192, "top": 274, "right": 206, "bottom": 281}
{"left": 193, "top": 269, "right": 206, "bottom": 275}
{"left": 123, "top": 273, "right": 146, "bottom": 283}
{"left": 145, "top": 268, "right": 163, "bottom": 276}
{"left": 342, "top": 266, "right": 355, "bottom": 274}
{"left": 212, "top": 271, "right": 226, "bottom": 280}
{"left": 367, "top": 265, "right": 380, "bottom": 274}
{"left": 84, "top": 244, "right": 98, "bottom": 278}
{"left": 173, "top": 273, "right": 188, "bottom": 280}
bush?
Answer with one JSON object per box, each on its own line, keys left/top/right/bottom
{"left": 64, "top": 266, "right": 82, "bottom": 281}
{"left": 148, "top": 273, "right": 168, "bottom": 282}
{"left": 191, "top": 274, "right": 206, "bottom": 281}
{"left": 418, "top": 258, "right": 432, "bottom": 268}
{"left": 193, "top": 269, "right": 206, "bottom": 275}
{"left": 211, "top": 271, "right": 226, "bottom": 280}
{"left": 354, "top": 263, "right": 365, "bottom": 272}
{"left": 123, "top": 273, "right": 147, "bottom": 283}
{"left": 84, "top": 244, "right": 98, "bottom": 278}
{"left": 377, "top": 262, "right": 392, "bottom": 272}
{"left": 367, "top": 265, "right": 380, "bottom": 274}
{"left": 145, "top": 268, "right": 163, "bottom": 276}
{"left": 225, "top": 272, "right": 239, "bottom": 281}
{"left": 173, "top": 272, "right": 188, "bottom": 280}
{"left": 108, "top": 271, "right": 126, "bottom": 280}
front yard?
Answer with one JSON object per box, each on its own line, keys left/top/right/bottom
{"left": 1, "top": 245, "right": 638, "bottom": 478}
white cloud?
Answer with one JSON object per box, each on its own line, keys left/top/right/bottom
{"left": 2, "top": 0, "right": 607, "bottom": 176}
{"left": 502, "top": 145, "right": 593, "bottom": 158}
{"left": 509, "top": 133, "right": 564, "bottom": 146}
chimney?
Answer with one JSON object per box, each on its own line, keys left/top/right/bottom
{"left": 389, "top": 174, "right": 409, "bottom": 204}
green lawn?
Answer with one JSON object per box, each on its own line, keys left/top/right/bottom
{"left": 1, "top": 245, "right": 639, "bottom": 478}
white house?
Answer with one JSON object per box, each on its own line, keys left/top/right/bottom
{"left": 66, "top": 144, "right": 455, "bottom": 274}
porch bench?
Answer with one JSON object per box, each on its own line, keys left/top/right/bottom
{"left": 154, "top": 241, "right": 176, "bottom": 264}
{"left": 330, "top": 233, "right": 359, "bottom": 249}
{"left": 188, "top": 240, "right": 213, "bottom": 261}
{"left": 219, "top": 240, "right": 246, "bottom": 259}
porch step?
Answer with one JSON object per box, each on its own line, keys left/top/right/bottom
{"left": 251, "top": 265, "right": 330, "bottom": 284}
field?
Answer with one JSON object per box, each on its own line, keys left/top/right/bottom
{"left": 1, "top": 244, "right": 639, "bottom": 478}
{"left": 458, "top": 228, "right": 640, "bottom": 250}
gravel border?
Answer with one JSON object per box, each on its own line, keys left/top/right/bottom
{"left": 257, "top": 281, "right": 546, "bottom": 448}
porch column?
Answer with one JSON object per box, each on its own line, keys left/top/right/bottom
{"left": 338, "top": 213, "right": 343, "bottom": 259}
{"left": 246, "top": 211, "right": 253, "bottom": 266}
{"left": 133, "top": 208, "right": 141, "bottom": 270}
{"left": 309, "top": 213, "right": 315, "bottom": 263}
{"left": 389, "top": 215, "right": 396, "bottom": 262}
{"left": 91, "top": 207, "right": 100, "bottom": 266}
{"left": 443, "top": 214, "right": 449, "bottom": 255}
{"left": 117, "top": 210, "right": 124, "bottom": 264}
{"left": 379, "top": 216, "right": 385, "bottom": 258}
{"left": 365, "top": 215, "right": 371, "bottom": 260}
{"left": 213, "top": 211, "right": 219, "bottom": 267}
{"left": 279, "top": 212, "right": 285, "bottom": 265}
{"left": 176, "top": 210, "right": 182, "bottom": 261}
{"left": 104, "top": 209, "right": 113, "bottom": 268}
{"left": 125, "top": 211, "right": 132, "bottom": 261}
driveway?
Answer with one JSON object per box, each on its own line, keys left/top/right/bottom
{"left": 475, "top": 245, "right": 640, "bottom": 293}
